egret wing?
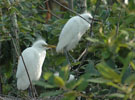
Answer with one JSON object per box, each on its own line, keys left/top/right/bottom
{"left": 16, "top": 47, "right": 38, "bottom": 78}
{"left": 57, "top": 16, "right": 81, "bottom": 52}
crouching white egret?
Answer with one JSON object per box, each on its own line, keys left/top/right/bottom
{"left": 56, "top": 13, "right": 92, "bottom": 53}
{"left": 56, "top": 13, "right": 92, "bottom": 63}
{"left": 16, "top": 39, "right": 55, "bottom": 90}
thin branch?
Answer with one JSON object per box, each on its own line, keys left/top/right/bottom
{"left": 77, "top": 48, "right": 87, "bottom": 61}
{"left": 39, "top": 6, "right": 61, "bottom": 19}
{"left": 52, "top": 0, "right": 99, "bottom": 24}
{"left": 47, "top": 9, "right": 61, "bottom": 19}
{"left": 9, "top": 34, "right": 35, "bottom": 98}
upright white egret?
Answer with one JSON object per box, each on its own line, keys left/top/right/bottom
{"left": 56, "top": 13, "right": 92, "bottom": 53}
{"left": 16, "top": 39, "right": 55, "bottom": 90}
{"left": 56, "top": 13, "right": 92, "bottom": 63}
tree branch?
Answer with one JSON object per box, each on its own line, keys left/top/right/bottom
{"left": 52, "top": 0, "right": 99, "bottom": 24}
{"left": 39, "top": 6, "right": 61, "bottom": 19}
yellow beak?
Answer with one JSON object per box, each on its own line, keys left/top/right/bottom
{"left": 43, "top": 44, "right": 56, "bottom": 48}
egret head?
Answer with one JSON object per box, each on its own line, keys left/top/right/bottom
{"left": 32, "top": 39, "right": 48, "bottom": 49}
{"left": 32, "top": 39, "right": 56, "bottom": 50}
{"left": 81, "top": 13, "right": 93, "bottom": 23}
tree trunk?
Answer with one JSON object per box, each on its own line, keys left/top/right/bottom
{"left": 68, "top": 0, "right": 73, "bottom": 9}
{"left": 77, "top": 0, "right": 87, "bottom": 13}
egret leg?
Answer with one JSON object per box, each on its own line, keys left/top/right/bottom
{"left": 67, "top": 51, "right": 77, "bottom": 63}
{"left": 64, "top": 49, "right": 71, "bottom": 65}
{"left": 28, "top": 87, "right": 33, "bottom": 97}
{"left": 28, "top": 85, "right": 38, "bottom": 97}
{"left": 33, "top": 86, "right": 38, "bottom": 97}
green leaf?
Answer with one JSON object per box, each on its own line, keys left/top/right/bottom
{"left": 68, "top": 78, "right": 84, "bottom": 90}
{"left": 77, "top": 79, "right": 88, "bottom": 91}
{"left": 87, "top": 77, "right": 111, "bottom": 84}
{"left": 63, "top": 91, "right": 76, "bottom": 100}
{"left": 64, "top": 91, "right": 76, "bottom": 97}
{"left": 76, "top": 73, "right": 89, "bottom": 91}
{"left": 62, "top": 96, "right": 76, "bottom": 100}
{"left": 107, "top": 93, "right": 124, "bottom": 98}
{"left": 54, "top": 76, "right": 65, "bottom": 87}
{"left": 130, "top": 61, "right": 135, "bottom": 70}
{"left": 101, "top": 50, "right": 111, "bottom": 59}
{"left": 43, "top": 72, "right": 53, "bottom": 80}
{"left": 112, "top": 3, "right": 118, "bottom": 12}
{"left": 124, "top": 14, "right": 135, "bottom": 25}
{"left": 86, "top": 60, "right": 100, "bottom": 76}
{"left": 40, "top": 90, "right": 63, "bottom": 97}
{"left": 86, "top": 37, "right": 100, "bottom": 43}
{"left": 91, "top": 0, "right": 97, "bottom": 5}
{"left": 34, "top": 81, "right": 56, "bottom": 88}
{"left": 60, "top": 66, "right": 69, "bottom": 81}
{"left": 121, "top": 67, "right": 131, "bottom": 84}
{"left": 106, "top": 59, "right": 117, "bottom": 69}
{"left": 125, "top": 74, "right": 135, "bottom": 84}
{"left": 96, "top": 62, "right": 121, "bottom": 83}
{"left": 120, "top": 52, "right": 135, "bottom": 78}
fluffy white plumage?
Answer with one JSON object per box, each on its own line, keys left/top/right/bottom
{"left": 56, "top": 13, "right": 92, "bottom": 52}
{"left": 16, "top": 40, "right": 47, "bottom": 90}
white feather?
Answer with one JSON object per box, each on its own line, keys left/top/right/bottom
{"left": 124, "top": 0, "right": 128, "bottom": 5}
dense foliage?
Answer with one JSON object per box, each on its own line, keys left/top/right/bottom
{"left": 0, "top": 0, "right": 135, "bottom": 100}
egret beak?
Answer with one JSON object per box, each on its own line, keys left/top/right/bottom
{"left": 43, "top": 44, "right": 56, "bottom": 49}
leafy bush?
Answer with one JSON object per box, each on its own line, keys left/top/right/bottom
{"left": 0, "top": 0, "right": 135, "bottom": 100}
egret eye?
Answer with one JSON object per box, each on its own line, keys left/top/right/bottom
{"left": 88, "top": 17, "right": 91, "bottom": 20}
{"left": 42, "top": 44, "right": 47, "bottom": 47}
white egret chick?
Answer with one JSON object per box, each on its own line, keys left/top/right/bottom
{"left": 56, "top": 13, "right": 92, "bottom": 53}
{"left": 16, "top": 39, "right": 54, "bottom": 90}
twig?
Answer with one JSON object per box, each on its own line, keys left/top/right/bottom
{"left": 77, "top": 48, "right": 87, "bottom": 61}
{"left": 9, "top": 34, "right": 35, "bottom": 99}
{"left": 47, "top": 10, "right": 61, "bottom": 19}
{"left": 116, "top": 11, "right": 121, "bottom": 37}
{"left": 52, "top": 0, "right": 99, "bottom": 24}
{"left": 39, "top": 6, "right": 61, "bottom": 19}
